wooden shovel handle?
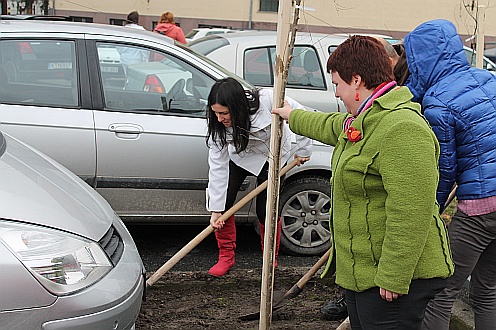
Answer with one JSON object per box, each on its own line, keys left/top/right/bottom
{"left": 337, "top": 316, "right": 351, "bottom": 330}
{"left": 283, "top": 248, "right": 331, "bottom": 300}
{"left": 146, "top": 158, "right": 299, "bottom": 287}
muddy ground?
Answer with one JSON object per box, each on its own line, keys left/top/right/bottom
{"left": 136, "top": 266, "right": 345, "bottom": 329}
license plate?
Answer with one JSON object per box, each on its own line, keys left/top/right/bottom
{"left": 101, "top": 66, "right": 119, "bottom": 73}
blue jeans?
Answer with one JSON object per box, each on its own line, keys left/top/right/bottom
{"left": 346, "top": 278, "right": 446, "bottom": 330}
{"left": 422, "top": 211, "right": 496, "bottom": 330}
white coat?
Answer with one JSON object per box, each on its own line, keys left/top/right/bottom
{"left": 207, "top": 88, "right": 312, "bottom": 212}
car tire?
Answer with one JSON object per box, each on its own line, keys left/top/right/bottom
{"left": 278, "top": 175, "right": 332, "bottom": 256}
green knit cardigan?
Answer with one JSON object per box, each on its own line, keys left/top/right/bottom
{"left": 289, "top": 86, "right": 454, "bottom": 294}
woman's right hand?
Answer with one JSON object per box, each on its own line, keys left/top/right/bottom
{"left": 210, "top": 212, "right": 224, "bottom": 230}
{"left": 272, "top": 100, "right": 294, "bottom": 123}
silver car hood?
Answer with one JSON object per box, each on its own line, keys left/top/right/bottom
{"left": 0, "top": 133, "right": 113, "bottom": 241}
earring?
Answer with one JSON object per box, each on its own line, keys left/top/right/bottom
{"left": 355, "top": 92, "right": 360, "bottom": 101}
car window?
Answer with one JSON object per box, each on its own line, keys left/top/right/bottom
{"left": 97, "top": 42, "right": 215, "bottom": 117}
{"left": 0, "top": 39, "right": 78, "bottom": 107}
{"left": 464, "top": 48, "right": 496, "bottom": 72}
{"left": 328, "top": 45, "right": 339, "bottom": 55}
{"left": 206, "top": 31, "right": 227, "bottom": 36}
{"left": 244, "top": 48, "right": 272, "bottom": 85}
{"left": 243, "top": 46, "right": 325, "bottom": 89}
{"left": 185, "top": 30, "right": 199, "bottom": 39}
{"left": 283, "top": 47, "right": 325, "bottom": 88}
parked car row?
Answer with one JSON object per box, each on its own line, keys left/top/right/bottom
{"left": 0, "top": 20, "right": 333, "bottom": 257}
{"left": 190, "top": 30, "right": 348, "bottom": 113}
{"left": 189, "top": 30, "right": 496, "bottom": 112}
{"left": 185, "top": 27, "right": 240, "bottom": 43}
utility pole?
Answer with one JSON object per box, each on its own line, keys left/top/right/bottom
{"left": 476, "top": 4, "right": 486, "bottom": 68}
{"left": 248, "top": 0, "right": 253, "bottom": 29}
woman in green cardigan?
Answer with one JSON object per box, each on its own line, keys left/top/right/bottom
{"left": 273, "top": 36, "right": 453, "bottom": 330}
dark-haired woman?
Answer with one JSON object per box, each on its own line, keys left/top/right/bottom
{"left": 206, "top": 77, "right": 312, "bottom": 277}
{"left": 273, "top": 36, "right": 454, "bottom": 329}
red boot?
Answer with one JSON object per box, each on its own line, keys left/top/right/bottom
{"left": 259, "top": 219, "right": 282, "bottom": 267}
{"left": 209, "top": 215, "right": 236, "bottom": 277}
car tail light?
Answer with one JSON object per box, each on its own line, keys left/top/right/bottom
{"left": 143, "top": 74, "right": 165, "bottom": 93}
{"left": 18, "top": 42, "right": 34, "bottom": 54}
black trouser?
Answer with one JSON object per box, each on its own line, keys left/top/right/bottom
{"left": 422, "top": 210, "right": 496, "bottom": 330}
{"left": 346, "top": 278, "right": 446, "bottom": 330}
{"left": 224, "top": 161, "right": 285, "bottom": 223}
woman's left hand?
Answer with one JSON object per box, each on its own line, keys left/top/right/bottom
{"left": 272, "top": 100, "right": 293, "bottom": 123}
{"left": 380, "top": 287, "right": 402, "bottom": 302}
{"left": 295, "top": 154, "right": 310, "bottom": 166}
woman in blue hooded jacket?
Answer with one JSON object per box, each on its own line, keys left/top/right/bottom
{"left": 404, "top": 19, "right": 496, "bottom": 330}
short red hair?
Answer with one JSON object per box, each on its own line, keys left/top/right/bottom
{"left": 327, "top": 35, "right": 394, "bottom": 90}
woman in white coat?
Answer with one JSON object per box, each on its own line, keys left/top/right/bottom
{"left": 206, "top": 77, "right": 312, "bottom": 276}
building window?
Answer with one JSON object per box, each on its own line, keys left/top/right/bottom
{"left": 70, "top": 16, "right": 93, "bottom": 23}
{"left": 109, "top": 18, "right": 126, "bottom": 26}
{"left": 260, "top": 0, "right": 279, "bottom": 12}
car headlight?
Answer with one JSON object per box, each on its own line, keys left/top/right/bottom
{"left": 0, "top": 221, "right": 112, "bottom": 295}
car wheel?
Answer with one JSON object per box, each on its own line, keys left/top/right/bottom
{"left": 279, "top": 175, "right": 331, "bottom": 256}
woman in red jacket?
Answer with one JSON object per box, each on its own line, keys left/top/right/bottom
{"left": 153, "top": 12, "right": 186, "bottom": 44}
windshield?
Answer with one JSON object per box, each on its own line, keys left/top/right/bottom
{"left": 189, "top": 35, "right": 229, "bottom": 56}
{"left": 176, "top": 41, "right": 255, "bottom": 90}
{"left": 185, "top": 29, "right": 199, "bottom": 39}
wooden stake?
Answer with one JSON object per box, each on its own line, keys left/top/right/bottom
{"left": 259, "top": 1, "right": 300, "bottom": 328}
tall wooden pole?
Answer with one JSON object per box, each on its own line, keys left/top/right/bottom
{"left": 258, "top": 1, "right": 300, "bottom": 329}
{"left": 476, "top": 4, "right": 486, "bottom": 69}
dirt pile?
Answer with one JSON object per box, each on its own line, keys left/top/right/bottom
{"left": 137, "top": 267, "right": 345, "bottom": 329}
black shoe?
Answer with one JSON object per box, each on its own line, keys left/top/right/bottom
{"left": 321, "top": 296, "right": 348, "bottom": 321}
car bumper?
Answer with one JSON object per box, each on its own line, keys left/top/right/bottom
{"left": 42, "top": 272, "right": 144, "bottom": 330}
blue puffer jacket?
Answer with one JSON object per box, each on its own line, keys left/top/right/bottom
{"left": 404, "top": 19, "right": 496, "bottom": 209}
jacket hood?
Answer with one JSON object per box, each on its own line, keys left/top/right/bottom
{"left": 154, "top": 22, "right": 176, "bottom": 33}
{"left": 404, "top": 19, "right": 470, "bottom": 102}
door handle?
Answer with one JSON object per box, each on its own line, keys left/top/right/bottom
{"left": 108, "top": 124, "right": 144, "bottom": 134}
{"left": 108, "top": 124, "right": 144, "bottom": 139}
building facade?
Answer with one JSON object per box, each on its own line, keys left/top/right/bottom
{"left": 3, "top": 0, "right": 495, "bottom": 43}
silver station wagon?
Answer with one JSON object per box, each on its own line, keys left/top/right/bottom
{"left": 0, "top": 20, "right": 332, "bottom": 256}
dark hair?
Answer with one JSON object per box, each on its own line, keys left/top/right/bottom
{"left": 206, "top": 77, "right": 260, "bottom": 153}
{"left": 327, "top": 35, "right": 394, "bottom": 90}
{"left": 392, "top": 43, "right": 410, "bottom": 85}
{"left": 126, "top": 11, "right": 139, "bottom": 25}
